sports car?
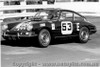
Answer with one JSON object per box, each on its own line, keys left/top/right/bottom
{"left": 2, "top": 8, "right": 97, "bottom": 47}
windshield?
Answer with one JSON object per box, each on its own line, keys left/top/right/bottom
{"left": 35, "top": 11, "right": 49, "bottom": 19}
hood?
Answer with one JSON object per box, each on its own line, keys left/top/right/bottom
{"left": 7, "top": 22, "right": 21, "bottom": 30}
{"left": 6, "top": 20, "right": 30, "bottom": 30}
{"left": 6, "top": 19, "right": 48, "bottom": 31}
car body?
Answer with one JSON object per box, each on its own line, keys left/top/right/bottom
{"left": 2, "top": 8, "right": 97, "bottom": 47}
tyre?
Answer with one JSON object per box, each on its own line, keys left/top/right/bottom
{"left": 38, "top": 29, "right": 51, "bottom": 47}
{"left": 78, "top": 27, "right": 90, "bottom": 43}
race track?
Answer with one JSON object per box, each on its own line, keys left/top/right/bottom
{"left": 1, "top": 16, "right": 100, "bottom": 67}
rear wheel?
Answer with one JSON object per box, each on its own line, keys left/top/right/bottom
{"left": 38, "top": 29, "right": 51, "bottom": 48}
{"left": 78, "top": 27, "right": 90, "bottom": 43}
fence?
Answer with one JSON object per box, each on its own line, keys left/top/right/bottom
{"left": 0, "top": 1, "right": 100, "bottom": 23}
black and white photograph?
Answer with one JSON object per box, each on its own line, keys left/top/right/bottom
{"left": 0, "top": 0, "right": 100, "bottom": 67}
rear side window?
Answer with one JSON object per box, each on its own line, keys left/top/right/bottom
{"left": 74, "top": 13, "right": 83, "bottom": 21}
{"left": 60, "top": 11, "right": 73, "bottom": 21}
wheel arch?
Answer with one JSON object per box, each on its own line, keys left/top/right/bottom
{"left": 38, "top": 27, "right": 53, "bottom": 37}
{"left": 80, "top": 25, "right": 90, "bottom": 34}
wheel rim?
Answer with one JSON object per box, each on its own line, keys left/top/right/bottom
{"left": 80, "top": 29, "right": 89, "bottom": 41}
{"left": 39, "top": 30, "right": 50, "bottom": 46}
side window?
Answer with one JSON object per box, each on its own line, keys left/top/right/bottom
{"left": 48, "top": 11, "right": 59, "bottom": 20}
{"left": 74, "top": 13, "right": 83, "bottom": 21}
{"left": 60, "top": 11, "right": 73, "bottom": 20}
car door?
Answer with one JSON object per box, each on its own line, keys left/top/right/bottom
{"left": 56, "top": 11, "right": 74, "bottom": 36}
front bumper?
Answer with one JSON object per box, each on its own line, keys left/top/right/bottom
{"left": 2, "top": 31, "right": 37, "bottom": 40}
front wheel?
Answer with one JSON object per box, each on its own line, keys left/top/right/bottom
{"left": 38, "top": 29, "right": 51, "bottom": 48}
{"left": 78, "top": 27, "right": 90, "bottom": 43}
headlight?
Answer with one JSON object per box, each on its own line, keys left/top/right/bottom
{"left": 2, "top": 24, "right": 8, "bottom": 30}
{"left": 16, "top": 22, "right": 33, "bottom": 31}
{"left": 27, "top": 25, "right": 33, "bottom": 31}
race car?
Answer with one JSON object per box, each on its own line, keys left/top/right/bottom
{"left": 2, "top": 8, "right": 97, "bottom": 47}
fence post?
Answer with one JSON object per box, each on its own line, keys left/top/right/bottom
{"left": 21, "top": 0, "right": 26, "bottom": 6}
{"left": 0, "top": 11, "right": 3, "bottom": 21}
{"left": 0, "top": 2, "right": 3, "bottom": 7}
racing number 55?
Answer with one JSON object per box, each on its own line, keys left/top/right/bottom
{"left": 61, "top": 21, "right": 73, "bottom": 35}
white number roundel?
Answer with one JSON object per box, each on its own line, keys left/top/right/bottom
{"left": 61, "top": 21, "right": 73, "bottom": 35}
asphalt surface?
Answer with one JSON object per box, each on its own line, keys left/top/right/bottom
{"left": 1, "top": 16, "right": 100, "bottom": 67}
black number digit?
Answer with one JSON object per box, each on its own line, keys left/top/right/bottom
{"left": 62, "top": 23, "right": 66, "bottom": 31}
{"left": 62, "top": 22, "right": 72, "bottom": 31}
{"left": 68, "top": 23, "right": 71, "bottom": 30}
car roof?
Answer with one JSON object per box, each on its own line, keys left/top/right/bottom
{"left": 36, "top": 8, "right": 85, "bottom": 18}
{"left": 41, "top": 8, "right": 79, "bottom": 14}
{"left": 35, "top": 8, "right": 76, "bottom": 12}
